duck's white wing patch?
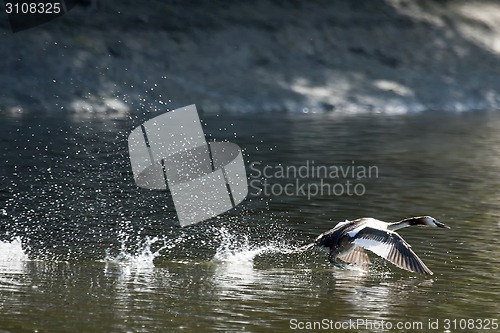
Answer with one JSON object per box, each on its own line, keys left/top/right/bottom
{"left": 352, "top": 227, "right": 433, "bottom": 275}
{"left": 347, "top": 218, "right": 388, "bottom": 238}
{"left": 353, "top": 237, "right": 392, "bottom": 259}
{"left": 348, "top": 224, "right": 367, "bottom": 238}
{"left": 333, "top": 219, "right": 351, "bottom": 228}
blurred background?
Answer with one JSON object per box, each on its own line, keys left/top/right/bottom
{"left": 1, "top": 1, "right": 499, "bottom": 332}
{"left": 2, "top": 0, "right": 500, "bottom": 114}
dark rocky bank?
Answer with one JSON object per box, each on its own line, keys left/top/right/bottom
{"left": 1, "top": 0, "right": 500, "bottom": 115}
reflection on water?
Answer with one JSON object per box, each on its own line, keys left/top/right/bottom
{"left": 1, "top": 111, "right": 500, "bottom": 331}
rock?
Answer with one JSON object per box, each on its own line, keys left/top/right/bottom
{"left": 1, "top": 0, "right": 500, "bottom": 115}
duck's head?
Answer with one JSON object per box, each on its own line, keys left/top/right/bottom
{"left": 409, "top": 216, "right": 450, "bottom": 229}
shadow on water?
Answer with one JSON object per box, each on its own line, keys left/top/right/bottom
{"left": 1, "top": 111, "right": 500, "bottom": 331}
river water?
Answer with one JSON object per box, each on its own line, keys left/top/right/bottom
{"left": 0, "top": 111, "right": 499, "bottom": 332}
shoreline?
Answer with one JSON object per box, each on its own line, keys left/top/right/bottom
{"left": 2, "top": 0, "right": 500, "bottom": 115}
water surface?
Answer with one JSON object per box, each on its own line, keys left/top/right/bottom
{"left": 1, "top": 111, "right": 499, "bottom": 332}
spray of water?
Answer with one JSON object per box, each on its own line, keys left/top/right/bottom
{"left": 102, "top": 236, "right": 168, "bottom": 279}
{"left": 0, "top": 237, "right": 28, "bottom": 275}
{"left": 212, "top": 226, "right": 296, "bottom": 267}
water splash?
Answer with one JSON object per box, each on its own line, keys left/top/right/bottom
{"left": 0, "top": 237, "right": 28, "bottom": 274}
{"left": 210, "top": 227, "right": 303, "bottom": 298}
{"left": 212, "top": 227, "right": 294, "bottom": 268}
{"left": 103, "top": 236, "right": 166, "bottom": 277}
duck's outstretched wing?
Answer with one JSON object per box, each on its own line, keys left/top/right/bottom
{"left": 338, "top": 247, "right": 371, "bottom": 267}
{"left": 352, "top": 227, "right": 434, "bottom": 275}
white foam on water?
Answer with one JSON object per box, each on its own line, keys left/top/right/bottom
{"left": 0, "top": 237, "right": 28, "bottom": 275}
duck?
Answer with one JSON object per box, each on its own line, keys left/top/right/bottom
{"left": 313, "top": 216, "right": 450, "bottom": 275}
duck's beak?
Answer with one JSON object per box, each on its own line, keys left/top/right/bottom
{"left": 435, "top": 221, "right": 450, "bottom": 229}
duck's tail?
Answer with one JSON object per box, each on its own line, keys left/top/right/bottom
{"left": 282, "top": 242, "right": 315, "bottom": 254}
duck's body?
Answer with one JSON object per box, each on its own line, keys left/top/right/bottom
{"left": 315, "top": 216, "right": 450, "bottom": 275}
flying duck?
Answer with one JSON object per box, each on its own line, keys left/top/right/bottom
{"left": 314, "top": 216, "right": 450, "bottom": 275}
